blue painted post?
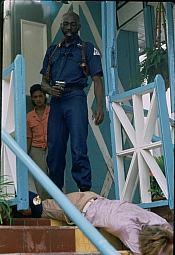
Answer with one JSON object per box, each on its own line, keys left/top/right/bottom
{"left": 101, "top": 1, "right": 120, "bottom": 199}
{"left": 165, "top": 2, "right": 175, "bottom": 117}
{"left": 101, "top": 2, "right": 109, "bottom": 98}
{"left": 143, "top": 4, "right": 155, "bottom": 48}
{"left": 155, "top": 75, "right": 174, "bottom": 210}
{"left": 14, "top": 55, "right": 28, "bottom": 210}
{"left": 106, "top": 2, "right": 119, "bottom": 97}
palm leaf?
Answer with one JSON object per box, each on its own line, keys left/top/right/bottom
{"left": 0, "top": 175, "right": 14, "bottom": 225}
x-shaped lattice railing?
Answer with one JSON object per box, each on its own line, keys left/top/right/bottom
{"left": 110, "top": 75, "right": 174, "bottom": 209}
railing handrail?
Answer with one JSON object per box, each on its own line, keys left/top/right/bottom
{"left": 1, "top": 128, "right": 120, "bottom": 255}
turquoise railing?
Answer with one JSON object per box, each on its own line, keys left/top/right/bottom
{"left": 1, "top": 128, "right": 120, "bottom": 255}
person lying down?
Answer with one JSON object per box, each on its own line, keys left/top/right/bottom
{"left": 12, "top": 191, "right": 173, "bottom": 255}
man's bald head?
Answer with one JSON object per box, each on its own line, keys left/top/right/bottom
{"left": 61, "top": 12, "right": 80, "bottom": 25}
{"left": 60, "top": 12, "right": 81, "bottom": 43}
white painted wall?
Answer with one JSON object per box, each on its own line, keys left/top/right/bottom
{"left": 2, "top": 0, "right": 12, "bottom": 71}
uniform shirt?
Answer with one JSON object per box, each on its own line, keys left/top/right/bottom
{"left": 40, "top": 36, "right": 103, "bottom": 87}
{"left": 26, "top": 105, "right": 50, "bottom": 149}
{"left": 86, "top": 197, "right": 171, "bottom": 255}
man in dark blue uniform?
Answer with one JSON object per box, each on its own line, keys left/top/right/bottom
{"left": 40, "top": 12, "right": 104, "bottom": 192}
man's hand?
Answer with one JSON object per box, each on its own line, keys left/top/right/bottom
{"left": 41, "top": 76, "right": 64, "bottom": 97}
{"left": 51, "top": 86, "right": 64, "bottom": 97}
{"left": 92, "top": 106, "right": 104, "bottom": 125}
{"left": 92, "top": 74, "right": 104, "bottom": 126}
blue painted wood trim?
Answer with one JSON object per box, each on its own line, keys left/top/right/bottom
{"left": 155, "top": 75, "right": 174, "bottom": 210}
{"left": 106, "top": 1, "right": 119, "bottom": 97}
{"left": 143, "top": 4, "right": 155, "bottom": 48}
{"left": 165, "top": 3, "right": 175, "bottom": 115}
{"left": 102, "top": 1, "right": 120, "bottom": 199}
{"left": 2, "top": 63, "right": 14, "bottom": 79}
{"left": 1, "top": 128, "right": 121, "bottom": 255}
{"left": 2, "top": 55, "right": 28, "bottom": 210}
{"left": 101, "top": 1, "right": 109, "bottom": 97}
{"left": 110, "top": 82, "right": 155, "bottom": 102}
{"left": 13, "top": 55, "right": 28, "bottom": 210}
{"left": 138, "top": 200, "right": 169, "bottom": 209}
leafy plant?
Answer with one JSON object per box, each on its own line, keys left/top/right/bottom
{"left": 0, "top": 175, "right": 14, "bottom": 225}
{"left": 148, "top": 156, "right": 165, "bottom": 199}
{"left": 131, "top": 46, "right": 169, "bottom": 90}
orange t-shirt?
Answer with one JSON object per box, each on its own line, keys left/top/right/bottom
{"left": 26, "top": 105, "right": 50, "bottom": 149}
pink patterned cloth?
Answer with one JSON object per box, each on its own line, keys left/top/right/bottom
{"left": 86, "top": 197, "right": 170, "bottom": 255}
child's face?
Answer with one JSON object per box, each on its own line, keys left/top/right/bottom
{"left": 31, "top": 90, "right": 46, "bottom": 107}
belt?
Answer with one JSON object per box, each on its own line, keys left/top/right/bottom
{"left": 82, "top": 199, "right": 95, "bottom": 216}
{"left": 64, "top": 84, "right": 83, "bottom": 92}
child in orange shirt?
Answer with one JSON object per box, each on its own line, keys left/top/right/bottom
{"left": 26, "top": 84, "right": 50, "bottom": 200}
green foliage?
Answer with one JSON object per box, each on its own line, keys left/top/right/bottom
{"left": 0, "top": 175, "right": 14, "bottom": 225}
{"left": 148, "top": 156, "right": 165, "bottom": 198}
{"left": 131, "top": 47, "right": 169, "bottom": 89}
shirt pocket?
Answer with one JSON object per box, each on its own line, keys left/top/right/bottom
{"left": 68, "top": 54, "right": 82, "bottom": 64}
{"left": 52, "top": 51, "right": 61, "bottom": 64}
{"left": 67, "top": 55, "right": 83, "bottom": 74}
{"left": 29, "top": 122, "right": 41, "bottom": 139}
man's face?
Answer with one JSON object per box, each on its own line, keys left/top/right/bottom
{"left": 60, "top": 13, "right": 81, "bottom": 42}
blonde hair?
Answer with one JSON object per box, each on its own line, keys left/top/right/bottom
{"left": 139, "top": 225, "right": 173, "bottom": 255}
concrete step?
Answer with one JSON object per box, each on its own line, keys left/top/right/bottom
{"left": 0, "top": 219, "right": 133, "bottom": 254}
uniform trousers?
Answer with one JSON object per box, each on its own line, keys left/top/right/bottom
{"left": 47, "top": 89, "right": 92, "bottom": 191}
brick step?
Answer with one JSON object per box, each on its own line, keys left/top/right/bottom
{"left": 0, "top": 219, "right": 133, "bottom": 254}
{"left": 4, "top": 252, "right": 131, "bottom": 255}
{"left": 4, "top": 253, "right": 102, "bottom": 255}
{"left": 4, "top": 218, "right": 53, "bottom": 226}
